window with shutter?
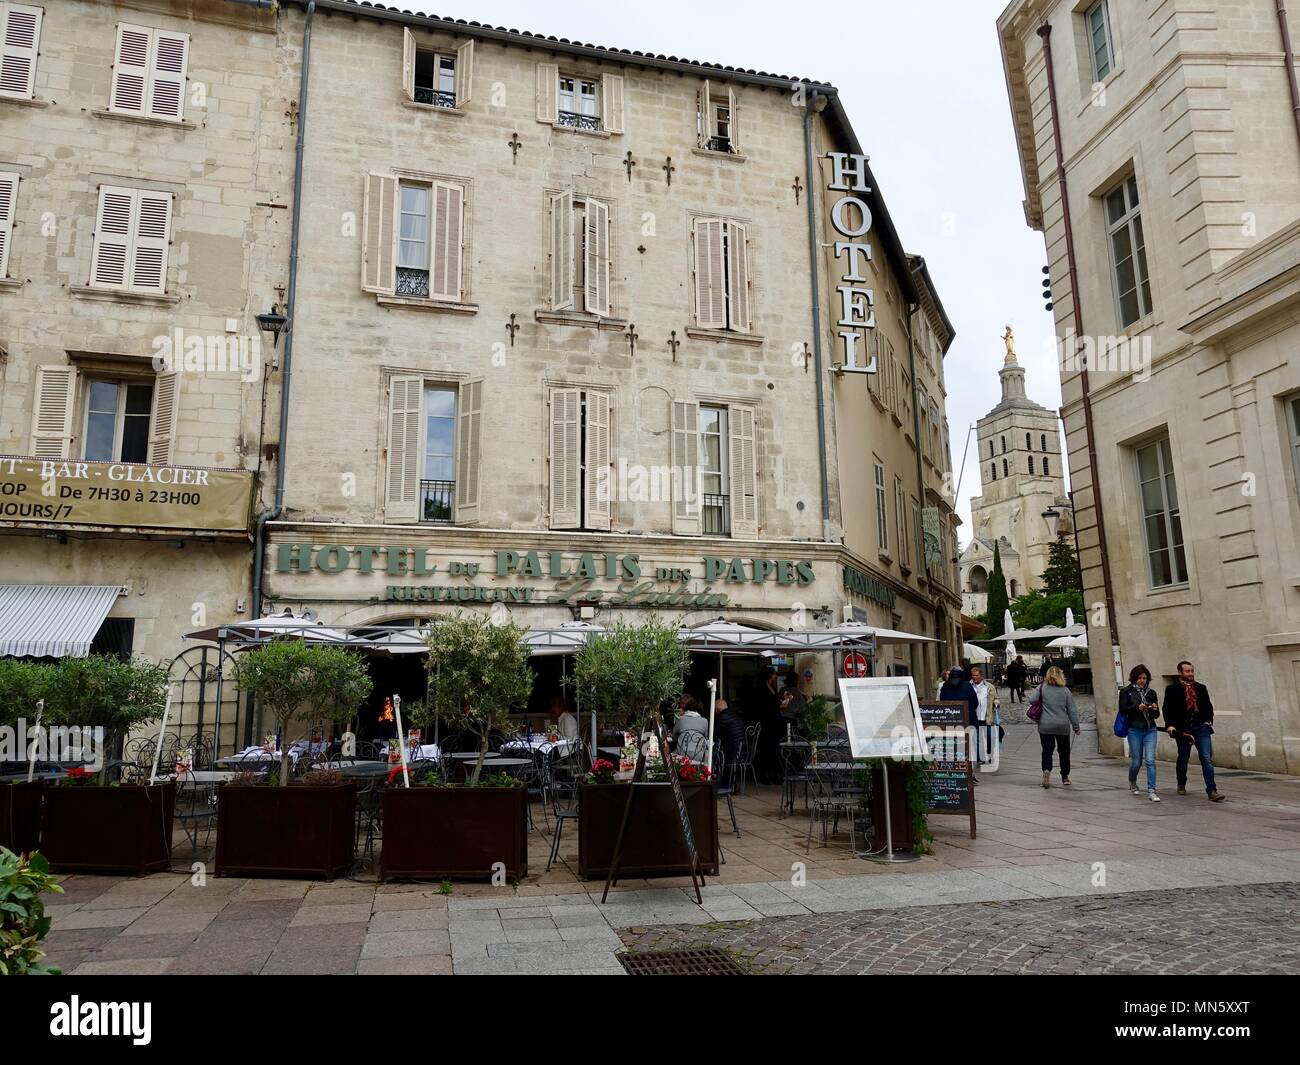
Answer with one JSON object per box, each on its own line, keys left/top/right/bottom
{"left": 456, "top": 39, "right": 474, "bottom": 106}
{"left": 109, "top": 24, "right": 187, "bottom": 121}
{"left": 697, "top": 80, "right": 739, "bottom": 154}
{"left": 384, "top": 376, "right": 423, "bottom": 523}
{"left": 584, "top": 390, "right": 611, "bottom": 531}
{"left": 147, "top": 371, "right": 179, "bottom": 464}
{"left": 149, "top": 31, "right": 188, "bottom": 120}
{"left": 0, "top": 3, "right": 41, "bottom": 100}
{"left": 584, "top": 199, "right": 611, "bottom": 318}
{"left": 548, "top": 388, "right": 581, "bottom": 530}
{"left": 536, "top": 62, "right": 558, "bottom": 123}
{"left": 692, "top": 219, "right": 725, "bottom": 329}
{"left": 90, "top": 186, "right": 172, "bottom": 295}
{"left": 0, "top": 170, "right": 17, "bottom": 278}
{"left": 601, "top": 73, "right": 624, "bottom": 134}
{"left": 670, "top": 399, "right": 701, "bottom": 535}
{"left": 724, "top": 221, "right": 750, "bottom": 333}
{"left": 111, "top": 24, "right": 150, "bottom": 114}
{"left": 429, "top": 182, "right": 464, "bottom": 301}
{"left": 455, "top": 378, "right": 482, "bottom": 523}
{"left": 362, "top": 172, "right": 397, "bottom": 294}
{"left": 30, "top": 366, "right": 77, "bottom": 459}
{"left": 550, "top": 190, "right": 574, "bottom": 311}
{"left": 728, "top": 404, "right": 758, "bottom": 539}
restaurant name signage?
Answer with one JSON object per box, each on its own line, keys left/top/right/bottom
{"left": 0, "top": 458, "right": 253, "bottom": 533}
{"left": 826, "top": 152, "right": 876, "bottom": 374}
{"left": 842, "top": 564, "right": 896, "bottom": 609}
{"left": 275, "top": 544, "right": 817, "bottom": 610}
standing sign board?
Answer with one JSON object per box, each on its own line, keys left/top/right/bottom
{"left": 918, "top": 700, "right": 976, "bottom": 839}
{"left": 836, "top": 676, "right": 929, "bottom": 760}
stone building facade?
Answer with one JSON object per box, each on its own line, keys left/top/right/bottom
{"left": 998, "top": 0, "right": 1300, "bottom": 773}
{"left": 959, "top": 333, "right": 1071, "bottom": 618}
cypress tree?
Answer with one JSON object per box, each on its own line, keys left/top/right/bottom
{"left": 984, "top": 540, "right": 1010, "bottom": 638}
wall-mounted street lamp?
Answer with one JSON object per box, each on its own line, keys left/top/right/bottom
{"left": 255, "top": 306, "right": 289, "bottom": 368}
{"left": 1041, "top": 505, "right": 1060, "bottom": 537}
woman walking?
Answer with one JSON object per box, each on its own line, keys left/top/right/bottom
{"left": 1035, "top": 666, "right": 1080, "bottom": 787}
{"left": 1119, "top": 664, "right": 1161, "bottom": 802}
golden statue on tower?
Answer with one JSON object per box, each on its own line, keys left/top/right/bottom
{"left": 1002, "top": 324, "right": 1018, "bottom": 365}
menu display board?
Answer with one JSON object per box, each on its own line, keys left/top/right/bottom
{"left": 918, "top": 700, "right": 976, "bottom": 838}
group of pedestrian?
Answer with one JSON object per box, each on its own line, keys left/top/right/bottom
{"left": 937, "top": 663, "right": 1000, "bottom": 781}
{"left": 1116, "top": 660, "right": 1224, "bottom": 803}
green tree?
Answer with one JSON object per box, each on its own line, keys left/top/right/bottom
{"left": 1009, "top": 590, "right": 1085, "bottom": 630}
{"left": 233, "top": 642, "right": 373, "bottom": 785}
{"left": 419, "top": 614, "right": 534, "bottom": 784}
{"left": 1039, "top": 534, "right": 1081, "bottom": 594}
{"left": 983, "top": 541, "right": 1010, "bottom": 638}
{"left": 573, "top": 619, "right": 690, "bottom": 737}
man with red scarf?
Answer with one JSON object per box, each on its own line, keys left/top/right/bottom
{"left": 1162, "top": 660, "right": 1224, "bottom": 802}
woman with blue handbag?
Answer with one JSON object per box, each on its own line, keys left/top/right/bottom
{"left": 1119, "top": 664, "right": 1161, "bottom": 802}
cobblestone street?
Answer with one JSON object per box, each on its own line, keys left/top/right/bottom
{"left": 618, "top": 881, "right": 1300, "bottom": 974}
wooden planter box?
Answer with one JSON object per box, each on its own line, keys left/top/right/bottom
{"left": 215, "top": 782, "right": 356, "bottom": 880}
{"left": 0, "top": 780, "right": 44, "bottom": 856}
{"left": 40, "top": 781, "right": 176, "bottom": 875}
{"left": 869, "top": 762, "right": 917, "bottom": 852}
{"left": 381, "top": 786, "right": 527, "bottom": 881}
{"left": 578, "top": 781, "right": 720, "bottom": 879}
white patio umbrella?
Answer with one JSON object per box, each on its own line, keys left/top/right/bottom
{"left": 963, "top": 642, "right": 993, "bottom": 663}
{"left": 362, "top": 627, "right": 430, "bottom": 654}
{"left": 1046, "top": 633, "right": 1088, "bottom": 649}
{"left": 185, "top": 609, "right": 354, "bottom": 645}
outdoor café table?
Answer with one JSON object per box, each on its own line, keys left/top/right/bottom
{"left": 174, "top": 770, "right": 236, "bottom": 784}
{"left": 377, "top": 741, "right": 441, "bottom": 762}
{"left": 337, "top": 761, "right": 392, "bottom": 779}
{"left": 480, "top": 757, "right": 532, "bottom": 768}
{"left": 501, "top": 736, "right": 574, "bottom": 757}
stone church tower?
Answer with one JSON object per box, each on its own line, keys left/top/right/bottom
{"left": 960, "top": 328, "right": 1071, "bottom": 618}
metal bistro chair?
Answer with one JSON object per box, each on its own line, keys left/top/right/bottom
{"left": 174, "top": 771, "right": 219, "bottom": 860}
{"left": 805, "top": 757, "right": 862, "bottom": 853}
{"left": 712, "top": 742, "right": 740, "bottom": 839}
{"left": 735, "top": 723, "right": 760, "bottom": 795}
{"left": 355, "top": 778, "right": 385, "bottom": 867}
{"left": 504, "top": 741, "right": 549, "bottom": 832}
{"left": 544, "top": 756, "right": 583, "bottom": 872}
{"left": 779, "top": 743, "right": 813, "bottom": 817}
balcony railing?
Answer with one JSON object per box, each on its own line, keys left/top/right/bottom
{"left": 702, "top": 493, "right": 730, "bottom": 536}
{"left": 420, "top": 479, "right": 456, "bottom": 523}
{"left": 557, "top": 110, "right": 600, "bottom": 131}
{"left": 396, "top": 267, "right": 430, "bottom": 298}
{"left": 414, "top": 87, "right": 457, "bottom": 108}
{"left": 706, "top": 136, "right": 734, "bottom": 153}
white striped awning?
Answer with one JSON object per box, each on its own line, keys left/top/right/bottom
{"left": 0, "top": 585, "right": 122, "bottom": 658}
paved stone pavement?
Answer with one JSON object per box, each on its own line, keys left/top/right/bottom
{"left": 617, "top": 881, "right": 1300, "bottom": 974}
{"left": 38, "top": 713, "right": 1300, "bottom": 974}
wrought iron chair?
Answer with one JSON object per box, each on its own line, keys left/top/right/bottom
{"left": 675, "top": 729, "right": 711, "bottom": 765}
{"left": 735, "top": 723, "right": 760, "bottom": 795}
{"left": 354, "top": 779, "right": 384, "bottom": 867}
{"left": 805, "top": 760, "right": 863, "bottom": 852}
{"left": 173, "top": 771, "right": 219, "bottom": 859}
{"left": 712, "top": 743, "right": 740, "bottom": 839}
{"left": 779, "top": 743, "right": 812, "bottom": 817}
{"left": 545, "top": 758, "right": 583, "bottom": 873}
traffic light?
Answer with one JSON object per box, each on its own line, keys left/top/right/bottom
{"left": 1041, "top": 265, "right": 1053, "bottom": 312}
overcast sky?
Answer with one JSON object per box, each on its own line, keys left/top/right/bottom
{"left": 397, "top": 0, "right": 1061, "bottom": 542}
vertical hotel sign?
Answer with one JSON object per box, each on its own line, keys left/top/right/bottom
{"left": 826, "top": 153, "right": 876, "bottom": 374}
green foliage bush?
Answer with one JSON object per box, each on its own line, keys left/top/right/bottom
{"left": 0, "top": 848, "right": 64, "bottom": 976}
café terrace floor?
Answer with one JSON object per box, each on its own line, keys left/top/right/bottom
{"left": 39, "top": 708, "right": 1300, "bottom": 975}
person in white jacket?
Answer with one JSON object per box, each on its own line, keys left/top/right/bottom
{"left": 969, "top": 666, "right": 999, "bottom": 765}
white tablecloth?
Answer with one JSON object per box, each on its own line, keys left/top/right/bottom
{"left": 501, "top": 736, "right": 575, "bottom": 757}
{"left": 377, "top": 742, "right": 441, "bottom": 762}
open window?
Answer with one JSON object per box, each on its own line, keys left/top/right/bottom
{"left": 402, "top": 29, "right": 473, "bottom": 109}
{"left": 548, "top": 190, "right": 612, "bottom": 317}
{"left": 535, "top": 64, "right": 624, "bottom": 133}
{"left": 548, "top": 387, "right": 610, "bottom": 531}
{"left": 30, "top": 364, "right": 179, "bottom": 464}
{"left": 384, "top": 376, "right": 481, "bottom": 524}
{"left": 362, "top": 172, "right": 466, "bottom": 303}
{"left": 696, "top": 80, "right": 739, "bottom": 154}
{"left": 691, "top": 218, "right": 751, "bottom": 333}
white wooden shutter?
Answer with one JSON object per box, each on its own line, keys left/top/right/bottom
{"left": 548, "top": 388, "right": 581, "bottom": 529}
{"left": 536, "top": 62, "right": 558, "bottom": 123}
{"left": 110, "top": 23, "right": 151, "bottom": 114}
{"left": 0, "top": 3, "right": 41, "bottom": 100}
{"left": 362, "top": 172, "right": 397, "bottom": 294}
{"left": 430, "top": 181, "right": 463, "bottom": 302}
{"left": 30, "top": 365, "right": 76, "bottom": 459}
{"left": 384, "top": 375, "right": 422, "bottom": 523}
{"left": 90, "top": 186, "right": 133, "bottom": 289}
{"left": 148, "top": 30, "right": 187, "bottom": 120}
{"left": 584, "top": 198, "right": 610, "bottom": 318}
{"left": 147, "top": 370, "right": 180, "bottom": 464}
{"left": 692, "top": 219, "right": 725, "bottom": 329}
{"left": 401, "top": 27, "right": 415, "bottom": 102}
{"left": 696, "top": 79, "right": 711, "bottom": 147}
{"left": 670, "top": 399, "right": 701, "bottom": 535}
{"left": 725, "top": 220, "right": 750, "bottom": 333}
{"left": 0, "top": 171, "right": 17, "bottom": 278}
{"left": 550, "top": 189, "right": 574, "bottom": 311}
{"left": 456, "top": 377, "right": 482, "bottom": 523}
{"left": 131, "top": 190, "right": 172, "bottom": 293}
{"left": 727, "top": 85, "right": 739, "bottom": 153}
{"left": 728, "top": 404, "right": 758, "bottom": 539}
{"left": 584, "top": 390, "right": 610, "bottom": 531}
{"left": 602, "top": 73, "right": 624, "bottom": 134}
{"left": 456, "top": 38, "right": 474, "bottom": 106}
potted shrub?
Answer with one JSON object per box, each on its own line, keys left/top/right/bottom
{"left": 0, "top": 659, "right": 54, "bottom": 856}
{"left": 0, "top": 847, "right": 65, "bottom": 975}
{"left": 381, "top": 615, "right": 533, "bottom": 881}
{"left": 571, "top": 620, "right": 719, "bottom": 879}
{"left": 39, "top": 656, "right": 175, "bottom": 875}
{"left": 216, "top": 643, "right": 372, "bottom": 879}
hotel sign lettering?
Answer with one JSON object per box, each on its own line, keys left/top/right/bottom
{"left": 275, "top": 544, "right": 817, "bottom": 610}
{"left": 0, "top": 458, "right": 253, "bottom": 533}
{"left": 826, "top": 152, "right": 876, "bottom": 375}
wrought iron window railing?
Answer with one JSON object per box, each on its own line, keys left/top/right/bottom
{"left": 414, "top": 87, "right": 457, "bottom": 108}
{"left": 557, "top": 110, "right": 600, "bottom": 131}
{"left": 702, "top": 493, "right": 730, "bottom": 536}
{"left": 706, "top": 136, "right": 734, "bottom": 153}
{"left": 396, "top": 267, "right": 430, "bottom": 298}
{"left": 421, "top": 480, "right": 456, "bottom": 523}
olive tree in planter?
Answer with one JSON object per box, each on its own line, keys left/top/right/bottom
{"left": 381, "top": 616, "right": 534, "bottom": 881}
{"left": 39, "top": 655, "right": 174, "bottom": 874}
{"left": 570, "top": 620, "right": 717, "bottom": 879}
{"left": 0, "top": 659, "right": 54, "bottom": 855}
{"left": 217, "top": 642, "right": 373, "bottom": 879}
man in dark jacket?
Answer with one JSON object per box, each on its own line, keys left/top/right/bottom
{"left": 1162, "top": 660, "right": 1224, "bottom": 802}
{"left": 937, "top": 668, "right": 981, "bottom": 781}
{"left": 1006, "top": 656, "right": 1028, "bottom": 703}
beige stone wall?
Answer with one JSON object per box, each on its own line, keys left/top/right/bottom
{"left": 999, "top": 0, "right": 1300, "bottom": 771}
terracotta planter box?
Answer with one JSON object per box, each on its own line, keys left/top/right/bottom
{"left": 381, "top": 786, "right": 527, "bottom": 881}
{"left": 578, "top": 781, "right": 720, "bottom": 879}
{"left": 215, "top": 782, "right": 356, "bottom": 880}
{"left": 868, "top": 762, "right": 917, "bottom": 852}
{"left": 0, "top": 780, "right": 44, "bottom": 856}
{"left": 40, "top": 781, "right": 176, "bottom": 875}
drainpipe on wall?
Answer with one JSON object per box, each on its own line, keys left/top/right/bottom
{"left": 1276, "top": 2, "right": 1300, "bottom": 155}
{"left": 802, "top": 90, "right": 832, "bottom": 538}
{"left": 1036, "top": 22, "right": 1123, "bottom": 692}
{"left": 905, "top": 289, "right": 941, "bottom": 673}
{"left": 240, "top": 0, "right": 315, "bottom": 744}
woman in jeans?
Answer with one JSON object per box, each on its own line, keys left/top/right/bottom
{"left": 1119, "top": 664, "right": 1161, "bottom": 801}
{"left": 1035, "top": 666, "right": 1080, "bottom": 787}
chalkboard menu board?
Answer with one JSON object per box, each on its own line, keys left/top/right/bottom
{"left": 654, "top": 714, "right": 701, "bottom": 881}
{"left": 918, "top": 701, "right": 976, "bottom": 839}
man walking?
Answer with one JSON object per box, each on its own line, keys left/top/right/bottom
{"left": 969, "top": 666, "right": 998, "bottom": 766}
{"left": 1162, "top": 660, "right": 1225, "bottom": 802}
{"left": 1006, "top": 655, "right": 1027, "bottom": 703}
